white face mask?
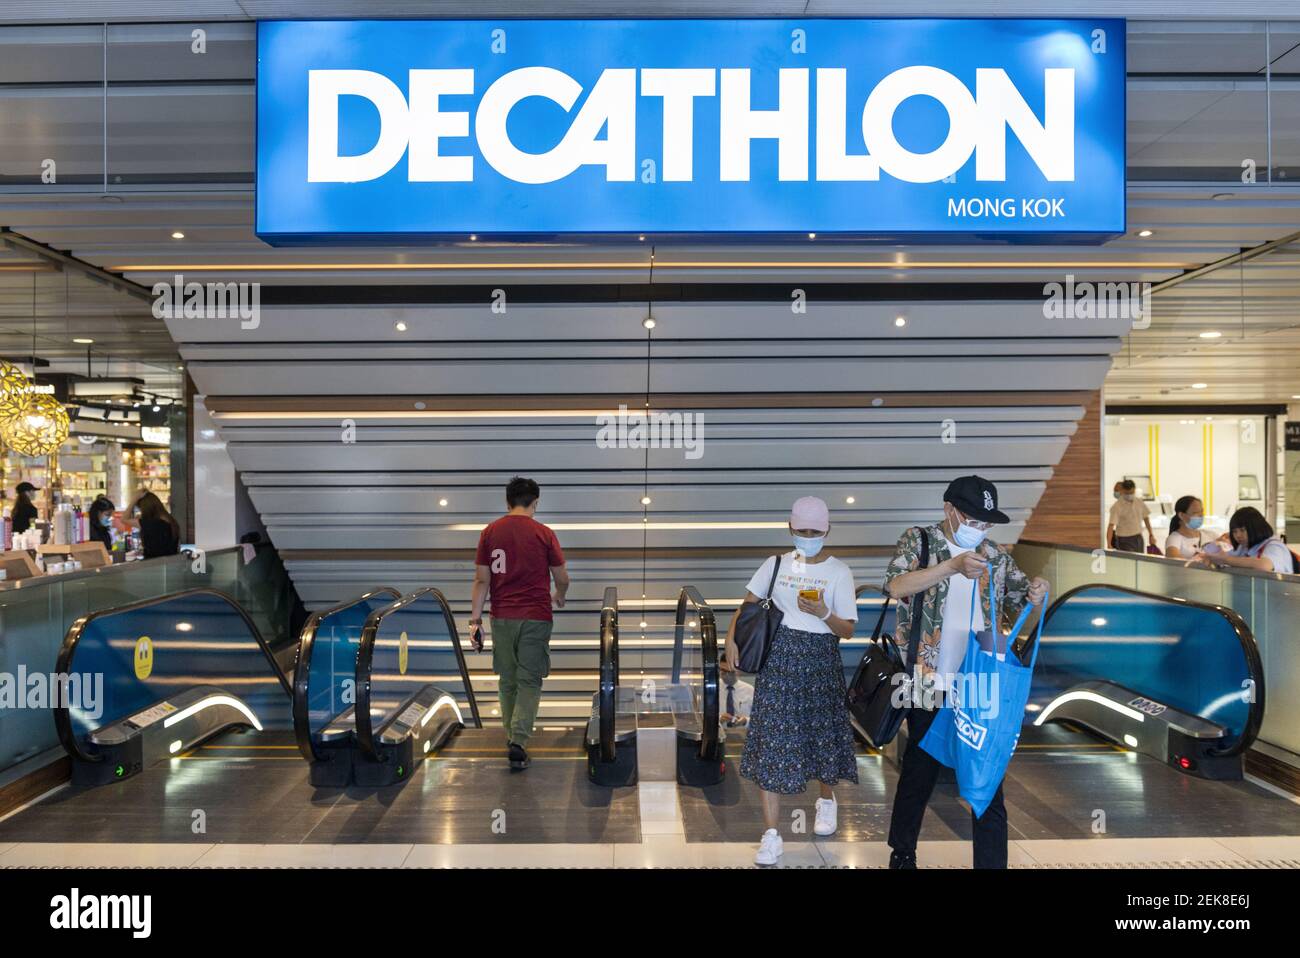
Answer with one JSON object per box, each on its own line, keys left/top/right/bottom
{"left": 952, "top": 522, "right": 988, "bottom": 549}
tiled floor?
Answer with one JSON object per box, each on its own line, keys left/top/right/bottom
{"left": 3, "top": 836, "right": 1298, "bottom": 868}
{"left": 3, "top": 724, "right": 1298, "bottom": 868}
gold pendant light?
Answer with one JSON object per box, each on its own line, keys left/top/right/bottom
{"left": 0, "top": 359, "right": 28, "bottom": 427}
{"left": 0, "top": 391, "right": 70, "bottom": 457}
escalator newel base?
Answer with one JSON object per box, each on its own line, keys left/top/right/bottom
{"left": 676, "top": 738, "right": 726, "bottom": 787}
{"left": 354, "top": 737, "right": 415, "bottom": 788}
{"left": 72, "top": 738, "right": 144, "bottom": 787}
{"left": 1168, "top": 728, "right": 1243, "bottom": 782}
{"left": 309, "top": 744, "right": 355, "bottom": 788}
{"left": 587, "top": 740, "right": 637, "bottom": 787}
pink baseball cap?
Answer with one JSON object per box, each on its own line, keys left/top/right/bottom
{"left": 789, "top": 496, "right": 830, "bottom": 533}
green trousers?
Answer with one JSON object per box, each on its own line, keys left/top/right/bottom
{"left": 491, "top": 618, "right": 553, "bottom": 746}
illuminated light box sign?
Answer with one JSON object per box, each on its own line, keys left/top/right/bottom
{"left": 256, "top": 18, "right": 1126, "bottom": 243}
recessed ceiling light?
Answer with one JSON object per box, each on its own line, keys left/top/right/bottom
{"left": 73, "top": 337, "right": 93, "bottom": 344}
{"left": 1192, "top": 383, "right": 1208, "bottom": 389}
{"left": 1292, "top": 394, "right": 1300, "bottom": 399}
{"left": 176, "top": 622, "right": 193, "bottom": 632}
{"left": 468, "top": 234, "right": 477, "bottom": 241}
{"left": 642, "top": 317, "right": 656, "bottom": 329}
{"left": 894, "top": 316, "right": 907, "bottom": 327}
{"left": 438, "top": 498, "right": 448, "bottom": 507}
{"left": 394, "top": 321, "right": 407, "bottom": 331}
{"left": 1198, "top": 331, "right": 1221, "bottom": 339}
{"left": 171, "top": 231, "right": 185, "bottom": 240}
{"left": 845, "top": 496, "right": 855, "bottom": 504}
{"left": 640, "top": 496, "right": 651, "bottom": 505}
{"left": 1137, "top": 229, "right": 1153, "bottom": 238}
{"left": 638, "top": 234, "right": 646, "bottom": 242}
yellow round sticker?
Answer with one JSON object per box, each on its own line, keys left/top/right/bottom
{"left": 398, "top": 630, "right": 409, "bottom": 675}
{"left": 134, "top": 636, "right": 153, "bottom": 681}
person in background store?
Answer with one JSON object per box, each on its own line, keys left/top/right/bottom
{"left": 87, "top": 496, "right": 116, "bottom": 553}
{"left": 1164, "top": 495, "right": 1211, "bottom": 559}
{"left": 724, "top": 496, "right": 859, "bottom": 866}
{"left": 882, "top": 476, "right": 1049, "bottom": 870}
{"left": 131, "top": 491, "right": 179, "bottom": 559}
{"left": 1106, "top": 479, "right": 1156, "bottom": 553}
{"left": 718, "top": 654, "right": 754, "bottom": 728}
{"left": 469, "top": 476, "right": 569, "bottom": 771}
{"left": 11, "top": 481, "right": 39, "bottom": 536}
{"left": 1192, "top": 506, "right": 1297, "bottom": 575}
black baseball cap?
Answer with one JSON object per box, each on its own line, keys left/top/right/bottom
{"left": 943, "top": 475, "right": 1010, "bottom": 524}
{"left": 15, "top": 482, "right": 38, "bottom": 494}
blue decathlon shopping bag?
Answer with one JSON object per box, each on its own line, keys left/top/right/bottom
{"left": 919, "top": 576, "right": 1046, "bottom": 818}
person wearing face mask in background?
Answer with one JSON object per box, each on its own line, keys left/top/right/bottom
{"left": 86, "top": 496, "right": 116, "bottom": 555}
{"left": 1106, "top": 479, "right": 1155, "bottom": 554}
{"left": 724, "top": 496, "right": 859, "bottom": 866}
{"left": 1164, "top": 495, "right": 1212, "bottom": 559}
{"left": 882, "top": 476, "right": 1048, "bottom": 869}
{"left": 717, "top": 655, "right": 754, "bottom": 728}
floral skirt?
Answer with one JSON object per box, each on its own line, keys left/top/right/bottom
{"left": 738, "top": 625, "right": 860, "bottom": 795}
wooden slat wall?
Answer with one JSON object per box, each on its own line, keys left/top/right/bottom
{"left": 1020, "top": 390, "right": 1103, "bottom": 549}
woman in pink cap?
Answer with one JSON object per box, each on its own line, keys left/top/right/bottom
{"left": 724, "top": 495, "right": 859, "bottom": 866}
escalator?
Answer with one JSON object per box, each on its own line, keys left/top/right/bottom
{"left": 295, "top": 585, "right": 484, "bottom": 786}
{"left": 586, "top": 585, "right": 725, "bottom": 787}
{"left": 1022, "top": 583, "right": 1264, "bottom": 780}
{"left": 55, "top": 588, "right": 293, "bottom": 785}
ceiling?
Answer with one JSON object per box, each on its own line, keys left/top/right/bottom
{"left": 0, "top": 17, "right": 1298, "bottom": 405}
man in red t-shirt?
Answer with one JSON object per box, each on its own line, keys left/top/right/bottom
{"left": 470, "top": 476, "right": 569, "bottom": 769}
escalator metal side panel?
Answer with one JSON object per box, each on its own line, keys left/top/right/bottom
{"left": 1034, "top": 679, "right": 1242, "bottom": 780}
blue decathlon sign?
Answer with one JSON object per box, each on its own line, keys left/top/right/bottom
{"left": 255, "top": 18, "right": 1126, "bottom": 243}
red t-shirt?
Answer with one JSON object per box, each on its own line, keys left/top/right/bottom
{"left": 475, "top": 514, "right": 565, "bottom": 622}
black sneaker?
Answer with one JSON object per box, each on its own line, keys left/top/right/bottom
{"left": 888, "top": 850, "right": 917, "bottom": 870}
{"left": 508, "top": 742, "right": 530, "bottom": 770}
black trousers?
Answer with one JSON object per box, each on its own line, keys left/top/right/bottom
{"left": 887, "top": 703, "right": 1009, "bottom": 869}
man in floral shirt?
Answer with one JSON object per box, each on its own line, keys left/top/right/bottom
{"left": 883, "top": 475, "right": 1048, "bottom": 870}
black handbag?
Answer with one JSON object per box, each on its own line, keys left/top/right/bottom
{"left": 846, "top": 527, "right": 929, "bottom": 748}
{"left": 732, "top": 555, "right": 782, "bottom": 674}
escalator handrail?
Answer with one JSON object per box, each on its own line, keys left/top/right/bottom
{"left": 54, "top": 587, "right": 285, "bottom": 765}
{"left": 354, "top": 587, "right": 483, "bottom": 760}
{"left": 597, "top": 586, "right": 618, "bottom": 763}
{"left": 1038, "top": 582, "right": 1265, "bottom": 756}
{"left": 292, "top": 587, "right": 402, "bottom": 763}
{"left": 673, "top": 586, "right": 720, "bottom": 761}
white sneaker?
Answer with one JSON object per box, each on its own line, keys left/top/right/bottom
{"left": 814, "top": 797, "right": 838, "bottom": 836}
{"left": 754, "top": 828, "right": 784, "bottom": 865}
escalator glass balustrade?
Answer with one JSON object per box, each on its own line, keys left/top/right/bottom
{"left": 55, "top": 588, "right": 291, "bottom": 785}
{"left": 1027, "top": 584, "right": 1264, "bottom": 779}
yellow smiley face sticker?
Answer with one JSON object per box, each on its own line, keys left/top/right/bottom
{"left": 134, "top": 636, "right": 154, "bottom": 681}
{"left": 398, "top": 630, "right": 409, "bottom": 675}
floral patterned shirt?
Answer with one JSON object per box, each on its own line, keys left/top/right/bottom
{"left": 882, "top": 523, "right": 1033, "bottom": 681}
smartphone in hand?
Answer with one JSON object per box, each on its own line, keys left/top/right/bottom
{"left": 469, "top": 622, "right": 484, "bottom": 653}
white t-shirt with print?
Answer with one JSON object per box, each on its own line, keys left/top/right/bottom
{"left": 935, "top": 535, "right": 986, "bottom": 691}
{"left": 1165, "top": 527, "right": 1211, "bottom": 558}
{"left": 1232, "top": 536, "right": 1295, "bottom": 574}
{"left": 745, "top": 551, "right": 857, "bottom": 635}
